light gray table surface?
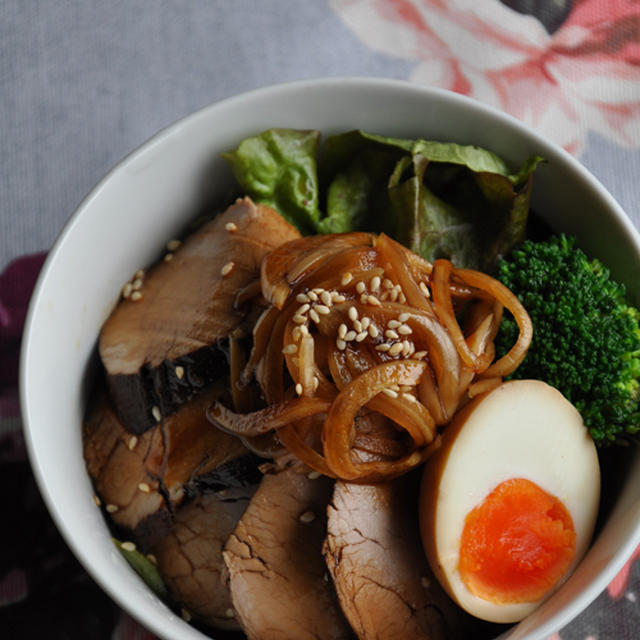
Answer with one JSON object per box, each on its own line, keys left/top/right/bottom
{"left": 3, "top": 2, "right": 640, "bottom": 640}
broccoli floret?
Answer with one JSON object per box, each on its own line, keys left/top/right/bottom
{"left": 495, "top": 234, "right": 640, "bottom": 447}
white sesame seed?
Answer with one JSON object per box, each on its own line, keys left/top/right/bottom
{"left": 403, "top": 393, "right": 417, "bottom": 403}
{"left": 382, "top": 388, "right": 399, "bottom": 398}
{"left": 413, "top": 351, "right": 428, "bottom": 359}
{"left": 106, "top": 504, "right": 119, "bottom": 513}
{"left": 307, "top": 291, "right": 318, "bottom": 301}
{"left": 361, "top": 317, "right": 371, "bottom": 329}
{"left": 321, "top": 291, "right": 332, "bottom": 306}
{"left": 397, "top": 324, "right": 413, "bottom": 335}
{"left": 391, "top": 384, "right": 401, "bottom": 391}
{"left": 388, "top": 342, "right": 404, "bottom": 356}
{"left": 402, "top": 340, "right": 414, "bottom": 356}
{"left": 138, "top": 482, "right": 151, "bottom": 493}
{"left": 121, "top": 541, "right": 136, "bottom": 552}
{"left": 398, "top": 312, "right": 410, "bottom": 323}
{"left": 225, "top": 609, "right": 235, "bottom": 619}
{"left": 360, "top": 294, "right": 369, "bottom": 304}
{"left": 297, "top": 303, "right": 310, "bottom": 315}
{"left": 385, "top": 329, "right": 399, "bottom": 340}
{"left": 370, "top": 276, "right": 381, "bottom": 292}
{"left": 356, "top": 281, "right": 366, "bottom": 294}
{"left": 421, "top": 576, "right": 431, "bottom": 588}
{"left": 128, "top": 435, "right": 138, "bottom": 450}
{"left": 341, "top": 272, "right": 353, "bottom": 285}
{"left": 390, "top": 289, "right": 399, "bottom": 302}
{"left": 355, "top": 331, "right": 368, "bottom": 342}
{"left": 375, "top": 343, "right": 391, "bottom": 352}
{"left": 398, "top": 292, "right": 407, "bottom": 304}
{"left": 122, "top": 282, "right": 133, "bottom": 298}
{"left": 309, "top": 308, "right": 321, "bottom": 323}
{"left": 307, "top": 470, "right": 321, "bottom": 480}
{"left": 132, "top": 278, "right": 143, "bottom": 291}
{"left": 333, "top": 293, "right": 346, "bottom": 303}
{"left": 336, "top": 338, "right": 347, "bottom": 351}
{"left": 299, "top": 511, "right": 316, "bottom": 524}
{"left": 387, "top": 319, "right": 401, "bottom": 329}
{"left": 313, "top": 376, "right": 319, "bottom": 390}
{"left": 367, "top": 295, "right": 382, "bottom": 307}
{"left": 282, "top": 343, "right": 298, "bottom": 355}
{"left": 181, "top": 608, "right": 192, "bottom": 622}
{"left": 383, "top": 278, "right": 394, "bottom": 289}
{"left": 344, "top": 330, "right": 357, "bottom": 341}
{"left": 368, "top": 324, "right": 379, "bottom": 338}
{"left": 292, "top": 326, "right": 301, "bottom": 341}
{"left": 163, "top": 253, "right": 174, "bottom": 262}
{"left": 221, "top": 261, "right": 235, "bottom": 276}
{"left": 93, "top": 495, "right": 101, "bottom": 506}
{"left": 130, "top": 291, "right": 142, "bottom": 302}
{"left": 353, "top": 319, "right": 362, "bottom": 332}
{"left": 315, "top": 304, "right": 331, "bottom": 315}
{"left": 225, "top": 222, "right": 238, "bottom": 232}
{"left": 146, "top": 554, "right": 157, "bottom": 565}
{"left": 338, "top": 323, "right": 347, "bottom": 339}
{"left": 296, "top": 293, "right": 310, "bottom": 303}
{"left": 295, "top": 383, "right": 303, "bottom": 396}
{"left": 175, "top": 365, "right": 185, "bottom": 380}
{"left": 348, "top": 306, "right": 358, "bottom": 321}
{"left": 152, "top": 405, "right": 161, "bottom": 422}
{"left": 312, "top": 287, "right": 325, "bottom": 294}
{"left": 167, "top": 239, "right": 181, "bottom": 251}
{"left": 419, "top": 281, "right": 430, "bottom": 296}
{"left": 293, "top": 314, "right": 307, "bottom": 324}
{"left": 299, "top": 324, "right": 309, "bottom": 336}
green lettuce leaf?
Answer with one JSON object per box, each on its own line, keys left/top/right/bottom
{"left": 318, "top": 147, "right": 401, "bottom": 235}
{"left": 222, "top": 127, "right": 543, "bottom": 270}
{"left": 389, "top": 154, "right": 483, "bottom": 269}
{"left": 222, "top": 129, "right": 321, "bottom": 233}
{"left": 113, "top": 538, "right": 169, "bottom": 600}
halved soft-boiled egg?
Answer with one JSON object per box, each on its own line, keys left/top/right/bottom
{"left": 419, "top": 379, "right": 600, "bottom": 624}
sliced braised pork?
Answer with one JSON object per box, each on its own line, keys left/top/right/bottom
{"left": 99, "top": 197, "right": 300, "bottom": 433}
{"left": 223, "top": 468, "right": 352, "bottom": 640}
{"left": 152, "top": 488, "right": 255, "bottom": 631}
{"left": 323, "top": 476, "right": 476, "bottom": 640}
{"left": 83, "top": 385, "right": 248, "bottom": 544}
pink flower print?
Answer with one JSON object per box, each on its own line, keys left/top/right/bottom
{"left": 607, "top": 541, "right": 640, "bottom": 599}
{"left": 330, "top": 0, "right": 640, "bottom": 155}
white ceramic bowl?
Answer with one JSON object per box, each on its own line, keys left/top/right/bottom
{"left": 20, "top": 78, "right": 640, "bottom": 640}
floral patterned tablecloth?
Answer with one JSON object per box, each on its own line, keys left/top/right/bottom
{"left": 2, "top": 1, "right": 640, "bottom": 639}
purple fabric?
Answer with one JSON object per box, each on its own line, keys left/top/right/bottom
{"left": 0, "top": 254, "right": 45, "bottom": 404}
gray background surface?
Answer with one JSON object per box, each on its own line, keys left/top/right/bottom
{"left": 1, "top": 0, "right": 413, "bottom": 270}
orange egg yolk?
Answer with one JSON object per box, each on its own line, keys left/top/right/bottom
{"left": 458, "top": 478, "right": 576, "bottom": 604}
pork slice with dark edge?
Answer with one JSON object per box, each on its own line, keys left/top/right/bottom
{"left": 223, "top": 468, "right": 352, "bottom": 640}
{"left": 323, "top": 475, "right": 482, "bottom": 640}
{"left": 99, "top": 196, "right": 301, "bottom": 434}
{"left": 83, "top": 384, "right": 250, "bottom": 545}
{"left": 152, "top": 487, "right": 256, "bottom": 631}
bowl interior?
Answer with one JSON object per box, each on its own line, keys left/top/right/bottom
{"left": 20, "top": 78, "right": 640, "bottom": 640}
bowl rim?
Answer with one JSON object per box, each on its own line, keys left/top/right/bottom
{"left": 19, "top": 75, "right": 640, "bottom": 640}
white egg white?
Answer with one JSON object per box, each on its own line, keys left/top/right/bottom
{"left": 419, "top": 379, "right": 600, "bottom": 624}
